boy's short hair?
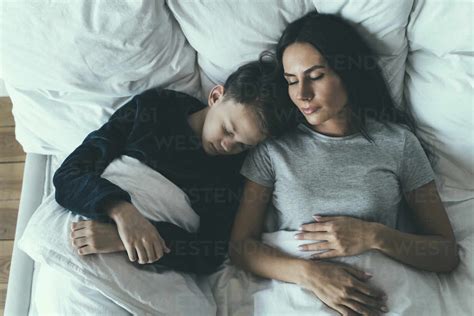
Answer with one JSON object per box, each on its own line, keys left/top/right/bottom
{"left": 223, "top": 54, "right": 298, "bottom": 137}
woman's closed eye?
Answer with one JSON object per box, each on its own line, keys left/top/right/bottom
{"left": 309, "top": 74, "right": 324, "bottom": 81}
{"left": 287, "top": 74, "right": 324, "bottom": 85}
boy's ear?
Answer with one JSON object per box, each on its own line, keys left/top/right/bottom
{"left": 208, "top": 85, "right": 225, "bottom": 107}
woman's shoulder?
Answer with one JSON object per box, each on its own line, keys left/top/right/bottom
{"left": 262, "top": 125, "right": 307, "bottom": 148}
{"left": 245, "top": 127, "right": 304, "bottom": 162}
{"left": 367, "top": 119, "right": 416, "bottom": 146}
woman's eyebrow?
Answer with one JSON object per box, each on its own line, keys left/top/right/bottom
{"left": 284, "top": 64, "right": 325, "bottom": 76}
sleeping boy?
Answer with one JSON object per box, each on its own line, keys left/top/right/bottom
{"left": 53, "top": 58, "right": 296, "bottom": 274}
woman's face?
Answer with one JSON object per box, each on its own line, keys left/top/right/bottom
{"left": 282, "top": 42, "right": 349, "bottom": 130}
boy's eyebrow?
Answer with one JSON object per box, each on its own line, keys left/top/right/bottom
{"left": 231, "top": 121, "right": 254, "bottom": 147}
{"left": 231, "top": 122, "right": 238, "bottom": 135}
{"left": 284, "top": 64, "right": 325, "bottom": 77}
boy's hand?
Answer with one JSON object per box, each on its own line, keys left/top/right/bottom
{"left": 107, "top": 201, "right": 170, "bottom": 264}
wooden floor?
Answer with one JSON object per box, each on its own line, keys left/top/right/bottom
{"left": 0, "top": 97, "right": 25, "bottom": 315}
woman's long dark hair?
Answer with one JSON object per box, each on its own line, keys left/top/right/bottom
{"left": 275, "top": 12, "right": 433, "bottom": 160}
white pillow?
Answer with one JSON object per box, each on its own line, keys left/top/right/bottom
{"left": 1, "top": 0, "right": 201, "bottom": 154}
{"left": 19, "top": 156, "right": 216, "bottom": 315}
{"left": 405, "top": 0, "right": 474, "bottom": 201}
{"left": 1, "top": 0, "right": 198, "bottom": 96}
{"left": 167, "top": 0, "right": 413, "bottom": 107}
{"left": 7, "top": 85, "right": 134, "bottom": 155}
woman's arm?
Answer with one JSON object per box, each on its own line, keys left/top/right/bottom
{"left": 229, "top": 180, "right": 305, "bottom": 282}
{"left": 372, "top": 181, "right": 459, "bottom": 272}
{"left": 300, "top": 181, "right": 459, "bottom": 273}
{"left": 230, "top": 180, "right": 388, "bottom": 315}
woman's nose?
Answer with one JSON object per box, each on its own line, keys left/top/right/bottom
{"left": 296, "top": 82, "right": 314, "bottom": 101}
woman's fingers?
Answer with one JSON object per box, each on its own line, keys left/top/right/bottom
{"left": 353, "top": 279, "right": 385, "bottom": 299}
{"left": 294, "top": 231, "right": 330, "bottom": 241}
{"left": 310, "top": 249, "right": 338, "bottom": 259}
{"left": 334, "top": 305, "right": 358, "bottom": 316}
{"left": 342, "top": 300, "right": 378, "bottom": 316}
{"left": 344, "top": 267, "right": 372, "bottom": 281}
{"left": 299, "top": 222, "right": 329, "bottom": 232}
{"left": 350, "top": 291, "right": 388, "bottom": 313}
{"left": 298, "top": 241, "right": 331, "bottom": 251}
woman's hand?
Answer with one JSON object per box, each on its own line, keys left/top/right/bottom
{"left": 295, "top": 216, "right": 379, "bottom": 259}
{"left": 300, "top": 261, "right": 388, "bottom": 315}
{"left": 107, "top": 201, "right": 170, "bottom": 264}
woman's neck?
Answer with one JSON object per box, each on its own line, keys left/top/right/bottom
{"left": 311, "top": 108, "right": 355, "bottom": 137}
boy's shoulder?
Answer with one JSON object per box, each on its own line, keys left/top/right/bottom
{"left": 117, "top": 88, "right": 204, "bottom": 124}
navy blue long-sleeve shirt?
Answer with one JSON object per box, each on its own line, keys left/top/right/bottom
{"left": 53, "top": 88, "right": 246, "bottom": 274}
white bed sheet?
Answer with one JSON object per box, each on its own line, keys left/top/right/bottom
{"left": 208, "top": 198, "right": 474, "bottom": 316}
{"left": 33, "top": 264, "right": 131, "bottom": 316}
{"left": 21, "top": 155, "right": 474, "bottom": 315}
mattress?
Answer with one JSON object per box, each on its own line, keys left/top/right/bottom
{"left": 4, "top": 154, "right": 47, "bottom": 316}
{"left": 29, "top": 155, "right": 65, "bottom": 316}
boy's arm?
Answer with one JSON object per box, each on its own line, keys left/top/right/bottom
{"left": 148, "top": 213, "right": 233, "bottom": 274}
{"left": 143, "top": 167, "right": 245, "bottom": 274}
{"left": 53, "top": 98, "right": 137, "bottom": 221}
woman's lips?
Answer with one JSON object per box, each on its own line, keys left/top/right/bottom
{"left": 301, "top": 107, "right": 320, "bottom": 115}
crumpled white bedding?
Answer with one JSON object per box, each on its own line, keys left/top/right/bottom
{"left": 19, "top": 156, "right": 215, "bottom": 316}
{"left": 33, "top": 264, "right": 131, "bottom": 316}
{"left": 19, "top": 156, "right": 474, "bottom": 315}
{"left": 1, "top": 0, "right": 201, "bottom": 154}
{"left": 211, "top": 210, "right": 474, "bottom": 315}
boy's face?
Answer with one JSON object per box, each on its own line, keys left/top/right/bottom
{"left": 202, "top": 86, "right": 267, "bottom": 156}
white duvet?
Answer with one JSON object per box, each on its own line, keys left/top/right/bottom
{"left": 19, "top": 156, "right": 474, "bottom": 315}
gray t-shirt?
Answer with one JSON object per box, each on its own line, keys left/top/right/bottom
{"left": 241, "top": 120, "right": 434, "bottom": 231}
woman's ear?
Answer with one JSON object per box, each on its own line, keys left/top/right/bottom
{"left": 208, "top": 85, "right": 225, "bottom": 107}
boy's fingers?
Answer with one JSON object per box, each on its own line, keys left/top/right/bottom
{"left": 143, "top": 240, "right": 157, "bottom": 263}
{"left": 153, "top": 242, "right": 163, "bottom": 261}
{"left": 77, "top": 245, "right": 93, "bottom": 256}
{"left": 124, "top": 243, "right": 137, "bottom": 262}
{"left": 71, "top": 220, "right": 90, "bottom": 230}
{"left": 160, "top": 237, "right": 171, "bottom": 253}
{"left": 71, "top": 236, "right": 88, "bottom": 248}
{"left": 135, "top": 244, "right": 148, "bottom": 264}
{"left": 70, "top": 228, "right": 88, "bottom": 239}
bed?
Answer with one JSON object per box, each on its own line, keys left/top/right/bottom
{"left": 2, "top": 0, "right": 473, "bottom": 315}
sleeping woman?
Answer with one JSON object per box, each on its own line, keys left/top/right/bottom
{"left": 229, "top": 13, "right": 459, "bottom": 316}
